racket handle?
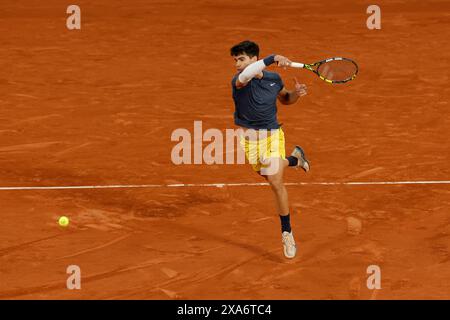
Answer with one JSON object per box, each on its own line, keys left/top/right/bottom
{"left": 290, "top": 62, "right": 304, "bottom": 68}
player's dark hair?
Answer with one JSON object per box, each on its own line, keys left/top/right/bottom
{"left": 230, "top": 40, "right": 259, "bottom": 58}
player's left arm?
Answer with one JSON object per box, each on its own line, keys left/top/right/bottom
{"left": 277, "top": 77, "right": 307, "bottom": 105}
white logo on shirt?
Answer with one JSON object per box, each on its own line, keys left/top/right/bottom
{"left": 270, "top": 83, "right": 276, "bottom": 86}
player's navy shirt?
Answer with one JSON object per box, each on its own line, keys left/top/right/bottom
{"left": 231, "top": 70, "right": 284, "bottom": 130}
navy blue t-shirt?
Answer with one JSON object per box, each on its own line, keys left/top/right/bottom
{"left": 231, "top": 70, "right": 284, "bottom": 130}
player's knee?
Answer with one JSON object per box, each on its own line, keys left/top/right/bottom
{"left": 268, "top": 176, "right": 284, "bottom": 192}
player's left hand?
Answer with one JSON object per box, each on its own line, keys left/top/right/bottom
{"left": 293, "top": 77, "right": 307, "bottom": 97}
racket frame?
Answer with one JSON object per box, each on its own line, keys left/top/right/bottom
{"left": 290, "top": 57, "right": 358, "bottom": 84}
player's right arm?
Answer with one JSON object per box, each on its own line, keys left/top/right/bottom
{"left": 235, "top": 55, "right": 292, "bottom": 89}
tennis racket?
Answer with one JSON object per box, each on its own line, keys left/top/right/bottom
{"left": 290, "top": 57, "right": 358, "bottom": 84}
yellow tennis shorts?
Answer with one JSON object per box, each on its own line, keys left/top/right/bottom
{"left": 239, "top": 128, "right": 286, "bottom": 172}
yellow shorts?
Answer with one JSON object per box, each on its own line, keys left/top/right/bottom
{"left": 239, "top": 128, "right": 286, "bottom": 172}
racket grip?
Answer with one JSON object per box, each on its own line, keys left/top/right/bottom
{"left": 290, "top": 62, "right": 304, "bottom": 68}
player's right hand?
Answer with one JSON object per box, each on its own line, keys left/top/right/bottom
{"left": 274, "top": 55, "right": 292, "bottom": 69}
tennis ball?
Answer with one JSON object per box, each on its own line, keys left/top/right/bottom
{"left": 58, "top": 216, "right": 70, "bottom": 227}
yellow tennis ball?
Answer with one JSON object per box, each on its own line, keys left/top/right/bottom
{"left": 58, "top": 216, "right": 69, "bottom": 227}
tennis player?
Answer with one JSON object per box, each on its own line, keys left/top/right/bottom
{"left": 230, "top": 40, "right": 310, "bottom": 259}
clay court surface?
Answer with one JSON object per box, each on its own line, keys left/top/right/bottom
{"left": 1, "top": 0, "right": 449, "bottom": 299}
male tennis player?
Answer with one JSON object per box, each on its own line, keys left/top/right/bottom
{"left": 230, "top": 40, "right": 310, "bottom": 259}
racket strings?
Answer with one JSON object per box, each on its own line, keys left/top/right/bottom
{"left": 317, "top": 60, "right": 357, "bottom": 81}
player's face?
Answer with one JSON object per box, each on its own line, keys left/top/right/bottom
{"left": 233, "top": 53, "right": 257, "bottom": 72}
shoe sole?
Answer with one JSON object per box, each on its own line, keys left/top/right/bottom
{"left": 283, "top": 247, "right": 296, "bottom": 259}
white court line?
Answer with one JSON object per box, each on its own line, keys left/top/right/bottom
{"left": 0, "top": 180, "right": 450, "bottom": 191}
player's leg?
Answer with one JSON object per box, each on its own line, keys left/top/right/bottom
{"left": 261, "top": 159, "right": 296, "bottom": 258}
{"left": 241, "top": 128, "right": 298, "bottom": 258}
{"left": 267, "top": 128, "right": 302, "bottom": 258}
{"left": 259, "top": 129, "right": 289, "bottom": 218}
{"left": 262, "top": 159, "right": 289, "bottom": 215}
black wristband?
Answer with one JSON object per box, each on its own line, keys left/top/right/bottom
{"left": 263, "top": 54, "right": 276, "bottom": 66}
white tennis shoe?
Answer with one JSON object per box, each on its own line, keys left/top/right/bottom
{"left": 282, "top": 231, "right": 297, "bottom": 259}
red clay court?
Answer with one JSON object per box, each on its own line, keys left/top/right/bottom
{"left": 0, "top": 0, "right": 449, "bottom": 299}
